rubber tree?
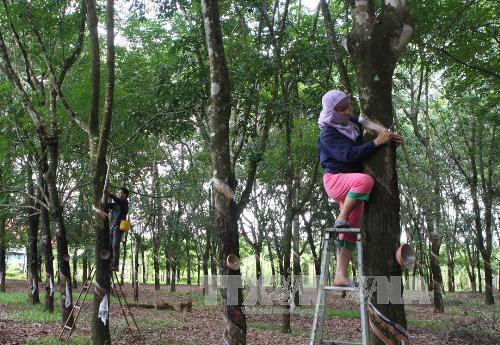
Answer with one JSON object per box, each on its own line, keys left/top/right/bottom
{"left": 346, "top": 0, "right": 413, "bottom": 340}
{"left": 26, "top": 161, "right": 40, "bottom": 305}
{"left": 201, "top": 0, "right": 246, "bottom": 343}
{"left": 0, "top": 0, "right": 88, "bottom": 323}
{"left": 85, "top": 0, "right": 116, "bottom": 342}
{"left": 0, "top": 159, "right": 8, "bottom": 293}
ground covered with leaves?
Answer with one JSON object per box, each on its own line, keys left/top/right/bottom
{"left": 0, "top": 279, "right": 498, "bottom": 344}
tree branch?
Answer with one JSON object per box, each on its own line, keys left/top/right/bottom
{"left": 22, "top": 0, "right": 89, "bottom": 134}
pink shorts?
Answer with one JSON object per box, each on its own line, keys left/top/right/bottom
{"left": 323, "top": 173, "right": 374, "bottom": 245}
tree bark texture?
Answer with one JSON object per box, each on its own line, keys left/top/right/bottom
{"left": 0, "top": 212, "right": 5, "bottom": 293}
{"left": 152, "top": 161, "right": 161, "bottom": 290}
{"left": 39, "top": 177, "right": 55, "bottom": 312}
{"left": 26, "top": 161, "right": 40, "bottom": 305}
{"left": 46, "top": 130, "right": 74, "bottom": 325}
{"left": 347, "top": 0, "right": 413, "bottom": 340}
{"left": 429, "top": 233, "right": 444, "bottom": 312}
{"left": 0, "top": 163, "right": 7, "bottom": 293}
{"left": 120, "top": 233, "right": 128, "bottom": 286}
{"left": 134, "top": 233, "right": 140, "bottom": 302}
{"left": 86, "top": 0, "right": 116, "bottom": 342}
{"left": 201, "top": 0, "right": 246, "bottom": 343}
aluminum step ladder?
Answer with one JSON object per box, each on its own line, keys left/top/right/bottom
{"left": 309, "top": 228, "right": 369, "bottom": 345}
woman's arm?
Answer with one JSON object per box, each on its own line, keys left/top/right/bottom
{"left": 108, "top": 193, "right": 119, "bottom": 202}
{"left": 320, "top": 128, "right": 376, "bottom": 163}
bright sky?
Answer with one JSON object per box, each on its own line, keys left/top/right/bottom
{"left": 302, "top": 0, "right": 318, "bottom": 11}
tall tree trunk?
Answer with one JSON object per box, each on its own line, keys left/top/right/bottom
{"left": 186, "top": 242, "right": 192, "bottom": 285}
{"left": 429, "top": 233, "right": 444, "bottom": 312}
{"left": 446, "top": 241, "right": 455, "bottom": 292}
{"left": 120, "top": 232, "right": 127, "bottom": 286}
{"left": 347, "top": 0, "right": 413, "bottom": 338}
{"left": 0, "top": 165, "right": 5, "bottom": 293}
{"left": 201, "top": 0, "right": 246, "bottom": 343}
{"left": 304, "top": 218, "right": 320, "bottom": 276}
{"left": 196, "top": 247, "right": 201, "bottom": 285}
{"left": 141, "top": 244, "right": 146, "bottom": 284}
{"left": 170, "top": 258, "right": 176, "bottom": 292}
{"left": 133, "top": 233, "right": 140, "bottom": 302}
{"left": 465, "top": 243, "right": 476, "bottom": 291}
{"left": 87, "top": 0, "right": 116, "bottom": 342}
{"left": 281, "top": 100, "right": 295, "bottom": 334}
{"left": 46, "top": 130, "right": 74, "bottom": 325}
{"left": 165, "top": 247, "right": 171, "bottom": 285}
{"left": 72, "top": 248, "right": 78, "bottom": 289}
{"left": 39, "top": 178, "right": 54, "bottom": 312}
{"left": 266, "top": 236, "right": 276, "bottom": 288}
{"left": 153, "top": 234, "right": 160, "bottom": 290}
{"left": 254, "top": 249, "right": 262, "bottom": 304}
{"left": 82, "top": 251, "right": 88, "bottom": 285}
{"left": 292, "top": 213, "right": 302, "bottom": 310}
{"left": 0, "top": 213, "right": 5, "bottom": 293}
{"left": 26, "top": 161, "right": 40, "bottom": 305}
{"left": 476, "top": 249, "right": 482, "bottom": 293}
{"left": 152, "top": 161, "right": 161, "bottom": 290}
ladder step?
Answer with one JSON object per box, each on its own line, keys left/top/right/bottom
{"left": 321, "top": 341, "right": 362, "bottom": 345}
{"left": 64, "top": 325, "right": 73, "bottom": 330}
{"left": 82, "top": 285, "right": 90, "bottom": 290}
{"left": 326, "top": 227, "right": 360, "bottom": 234}
{"left": 324, "top": 286, "right": 359, "bottom": 292}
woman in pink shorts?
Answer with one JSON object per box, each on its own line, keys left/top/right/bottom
{"left": 318, "top": 90, "right": 402, "bottom": 287}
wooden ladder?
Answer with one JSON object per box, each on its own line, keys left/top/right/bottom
{"left": 59, "top": 264, "right": 96, "bottom": 342}
{"left": 58, "top": 266, "right": 144, "bottom": 344}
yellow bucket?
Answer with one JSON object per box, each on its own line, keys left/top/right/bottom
{"left": 119, "top": 220, "right": 130, "bottom": 232}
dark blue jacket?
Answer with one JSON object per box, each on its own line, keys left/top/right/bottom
{"left": 318, "top": 119, "right": 376, "bottom": 174}
{"left": 109, "top": 194, "right": 129, "bottom": 230}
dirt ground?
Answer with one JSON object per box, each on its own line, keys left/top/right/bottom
{"left": 0, "top": 279, "right": 498, "bottom": 345}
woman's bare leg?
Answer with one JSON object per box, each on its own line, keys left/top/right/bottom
{"left": 333, "top": 247, "right": 353, "bottom": 286}
{"left": 336, "top": 197, "right": 362, "bottom": 223}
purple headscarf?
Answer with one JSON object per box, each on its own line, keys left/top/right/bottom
{"left": 318, "top": 90, "right": 359, "bottom": 141}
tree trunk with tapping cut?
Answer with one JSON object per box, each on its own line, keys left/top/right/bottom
{"left": 201, "top": 0, "right": 246, "bottom": 342}
{"left": 347, "top": 0, "right": 413, "bottom": 340}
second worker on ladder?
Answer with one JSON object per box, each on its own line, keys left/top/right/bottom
{"left": 318, "top": 90, "right": 402, "bottom": 287}
{"left": 108, "top": 187, "right": 129, "bottom": 271}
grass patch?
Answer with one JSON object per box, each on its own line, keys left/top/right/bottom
{"left": 6, "top": 303, "right": 62, "bottom": 323}
{"left": 23, "top": 336, "right": 90, "bottom": 345}
{"left": 0, "top": 291, "right": 64, "bottom": 323}
{"left": 0, "top": 291, "right": 31, "bottom": 305}
{"left": 408, "top": 319, "right": 446, "bottom": 331}
{"left": 0, "top": 291, "right": 62, "bottom": 305}
{"left": 325, "top": 308, "right": 360, "bottom": 319}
